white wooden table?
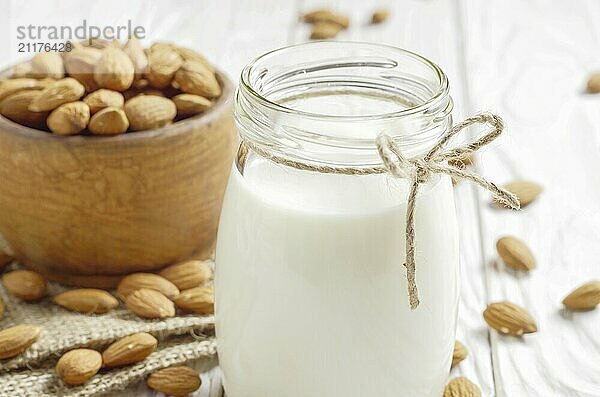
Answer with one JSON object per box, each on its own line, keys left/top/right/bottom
{"left": 2, "top": 0, "right": 600, "bottom": 396}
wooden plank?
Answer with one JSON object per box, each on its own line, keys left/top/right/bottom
{"left": 459, "top": 0, "right": 600, "bottom": 396}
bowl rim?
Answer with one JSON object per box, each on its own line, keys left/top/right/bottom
{"left": 0, "top": 69, "right": 234, "bottom": 144}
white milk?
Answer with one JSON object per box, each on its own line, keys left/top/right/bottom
{"left": 215, "top": 157, "right": 460, "bottom": 397}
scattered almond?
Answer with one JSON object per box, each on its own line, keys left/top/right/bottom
{"left": 64, "top": 47, "right": 102, "bottom": 91}
{"left": 116, "top": 272, "right": 180, "bottom": 299}
{"left": 94, "top": 47, "right": 135, "bottom": 91}
{"left": 30, "top": 52, "right": 64, "bottom": 79}
{"left": 0, "top": 324, "right": 41, "bottom": 359}
{"left": 174, "top": 61, "right": 221, "bottom": 98}
{"left": 371, "top": 8, "right": 390, "bottom": 24}
{"left": 2, "top": 269, "right": 47, "bottom": 301}
{"left": 497, "top": 180, "right": 542, "bottom": 208}
{"left": 56, "top": 348, "right": 102, "bottom": 385}
{"left": 146, "top": 48, "right": 183, "bottom": 89}
{"left": 483, "top": 301, "right": 537, "bottom": 336}
{"left": 88, "top": 106, "right": 129, "bottom": 135}
{"left": 126, "top": 288, "right": 175, "bottom": 319}
{"left": 303, "top": 9, "right": 350, "bottom": 29}
{"left": 28, "top": 77, "right": 85, "bottom": 112}
{"left": 452, "top": 340, "right": 468, "bottom": 367}
{"left": 123, "top": 37, "right": 148, "bottom": 81}
{"left": 174, "top": 286, "right": 214, "bottom": 314}
{"left": 147, "top": 366, "right": 201, "bottom": 397}
{"left": 83, "top": 89, "right": 124, "bottom": 114}
{"left": 172, "top": 94, "right": 213, "bottom": 117}
{"left": 496, "top": 236, "right": 536, "bottom": 271}
{"left": 562, "top": 280, "right": 600, "bottom": 310}
{"left": 310, "top": 22, "right": 343, "bottom": 40}
{"left": 444, "top": 377, "right": 481, "bottom": 397}
{"left": 124, "top": 95, "right": 177, "bottom": 131}
{"left": 47, "top": 101, "right": 90, "bottom": 135}
{"left": 0, "top": 90, "right": 49, "bottom": 128}
{"left": 0, "top": 78, "right": 43, "bottom": 102}
{"left": 586, "top": 72, "right": 600, "bottom": 93}
{"left": 53, "top": 288, "right": 119, "bottom": 314}
{"left": 159, "top": 260, "right": 213, "bottom": 290}
{"left": 102, "top": 332, "right": 157, "bottom": 367}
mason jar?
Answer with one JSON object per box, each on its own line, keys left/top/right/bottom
{"left": 215, "top": 42, "right": 459, "bottom": 397}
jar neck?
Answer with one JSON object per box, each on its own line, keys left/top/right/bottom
{"left": 235, "top": 42, "right": 453, "bottom": 168}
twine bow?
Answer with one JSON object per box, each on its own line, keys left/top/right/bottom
{"left": 240, "top": 112, "right": 520, "bottom": 310}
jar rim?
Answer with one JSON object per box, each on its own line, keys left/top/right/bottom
{"left": 239, "top": 41, "right": 449, "bottom": 121}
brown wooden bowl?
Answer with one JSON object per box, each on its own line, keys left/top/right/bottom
{"left": 0, "top": 71, "right": 237, "bottom": 287}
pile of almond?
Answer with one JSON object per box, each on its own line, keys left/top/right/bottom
{"left": 0, "top": 39, "right": 220, "bottom": 136}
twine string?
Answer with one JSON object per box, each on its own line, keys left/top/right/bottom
{"left": 241, "top": 112, "right": 520, "bottom": 310}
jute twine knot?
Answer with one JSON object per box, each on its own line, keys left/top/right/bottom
{"left": 241, "top": 112, "right": 520, "bottom": 310}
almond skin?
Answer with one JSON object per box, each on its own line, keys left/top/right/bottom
{"left": 28, "top": 77, "right": 85, "bottom": 112}
{"left": 56, "top": 348, "right": 102, "bottom": 385}
{"left": 117, "top": 273, "right": 179, "bottom": 299}
{"left": 444, "top": 377, "right": 481, "bottom": 397}
{"left": 146, "top": 48, "right": 183, "bottom": 88}
{"left": 0, "top": 90, "right": 49, "bottom": 128}
{"left": 371, "top": 8, "right": 390, "bottom": 24}
{"left": 30, "top": 52, "right": 64, "bottom": 79}
{"left": 88, "top": 106, "right": 129, "bottom": 135}
{"left": 159, "top": 260, "right": 213, "bottom": 290}
{"left": 452, "top": 340, "right": 468, "bottom": 367}
{"left": 47, "top": 101, "right": 90, "bottom": 135}
{"left": 0, "top": 78, "right": 43, "bottom": 102}
{"left": 94, "top": 47, "right": 135, "bottom": 91}
{"left": 587, "top": 72, "right": 600, "bottom": 93}
{"left": 562, "top": 280, "right": 600, "bottom": 310}
{"left": 174, "top": 286, "right": 214, "bottom": 314}
{"left": 64, "top": 47, "right": 102, "bottom": 91}
{"left": 174, "top": 61, "right": 221, "bottom": 98}
{"left": 2, "top": 270, "right": 47, "bottom": 301}
{"left": 0, "top": 324, "right": 41, "bottom": 359}
{"left": 496, "top": 236, "right": 536, "bottom": 271}
{"left": 310, "top": 22, "right": 343, "bottom": 40}
{"left": 176, "top": 47, "right": 214, "bottom": 72}
{"left": 147, "top": 366, "right": 201, "bottom": 397}
{"left": 172, "top": 94, "right": 213, "bottom": 117}
{"left": 124, "top": 95, "right": 176, "bottom": 131}
{"left": 126, "top": 288, "right": 175, "bottom": 319}
{"left": 123, "top": 37, "right": 148, "bottom": 81}
{"left": 53, "top": 288, "right": 119, "bottom": 314}
{"left": 102, "top": 332, "right": 157, "bottom": 367}
{"left": 483, "top": 301, "right": 537, "bottom": 336}
{"left": 498, "top": 180, "right": 542, "bottom": 208}
{"left": 302, "top": 9, "right": 350, "bottom": 29}
{"left": 0, "top": 250, "right": 14, "bottom": 269}
{"left": 0, "top": 297, "right": 4, "bottom": 319}
{"left": 83, "top": 89, "right": 124, "bottom": 114}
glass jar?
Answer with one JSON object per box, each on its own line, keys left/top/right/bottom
{"left": 215, "top": 42, "right": 459, "bottom": 397}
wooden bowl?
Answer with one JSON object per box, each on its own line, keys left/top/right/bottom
{"left": 0, "top": 72, "right": 237, "bottom": 287}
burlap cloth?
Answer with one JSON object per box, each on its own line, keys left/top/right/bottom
{"left": 0, "top": 267, "right": 217, "bottom": 396}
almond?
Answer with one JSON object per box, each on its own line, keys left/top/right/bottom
{"left": 30, "top": 52, "right": 64, "bottom": 79}
{"left": 64, "top": 47, "right": 102, "bottom": 91}
{"left": 116, "top": 272, "right": 179, "bottom": 299}
{"left": 172, "top": 94, "right": 213, "bottom": 117}
{"left": 47, "top": 101, "right": 90, "bottom": 135}
{"left": 123, "top": 37, "right": 148, "bottom": 81}
{"left": 159, "top": 260, "right": 213, "bottom": 290}
{"left": 102, "top": 332, "right": 157, "bottom": 367}
{"left": 302, "top": 9, "right": 350, "bottom": 29}
{"left": 10, "top": 61, "right": 33, "bottom": 78}
{"left": 88, "top": 107, "right": 129, "bottom": 135}
{"left": 587, "top": 72, "right": 600, "bottom": 93}
{"left": 176, "top": 47, "right": 215, "bottom": 72}
{"left": 0, "top": 324, "right": 41, "bottom": 359}
{"left": 483, "top": 301, "right": 537, "bottom": 336}
{"left": 444, "top": 377, "right": 481, "bottom": 397}
{"left": 496, "top": 236, "right": 536, "bottom": 271}
{"left": 124, "top": 95, "right": 176, "bottom": 131}
{"left": 146, "top": 48, "right": 183, "bottom": 88}
{"left": 126, "top": 288, "right": 175, "bottom": 319}
{"left": 2, "top": 270, "right": 47, "bottom": 301}
{"left": 56, "top": 348, "right": 102, "bottom": 385}
{"left": 150, "top": 42, "right": 176, "bottom": 53}
{"left": 310, "top": 22, "right": 343, "bottom": 40}
{"left": 53, "top": 288, "right": 119, "bottom": 314}
{"left": 28, "top": 77, "right": 85, "bottom": 112}
{"left": 83, "top": 89, "right": 124, "bottom": 114}
{"left": 452, "top": 340, "right": 468, "bottom": 367}
{"left": 147, "top": 366, "right": 201, "bottom": 397}
{"left": 174, "top": 61, "right": 221, "bottom": 98}
{"left": 174, "top": 286, "right": 214, "bottom": 314}
{"left": 94, "top": 47, "right": 135, "bottom": 91}
{"left": 371, "top": 8, "right": 390, "bottom": 24}
{"left": 497, "top": 180, "right": 542, "bottom": 208}
{"left": 0, "top": 250, "right": 13, "bottom": 269}
{"left": 0, "top": 90, "right": 49, "bottom": 128}
{"left": 562, "top": 280, "right": 600, "bottom": 310}
{"left": 0, "top": 78, "right": 42, "bottom": 102}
